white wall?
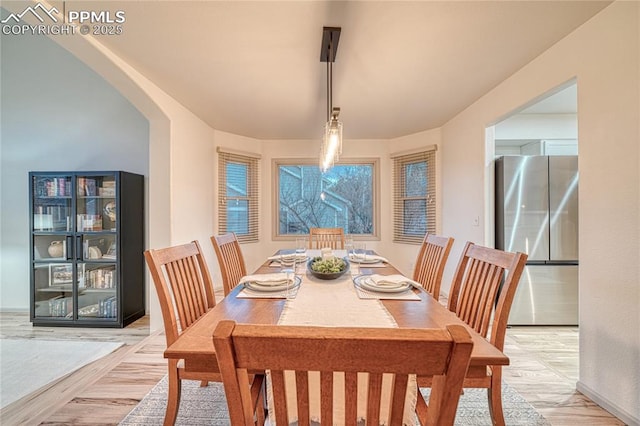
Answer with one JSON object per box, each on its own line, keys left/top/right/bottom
{"left": 495, "top": 113, "right": 578, "bottom": 140}
{"left": 440, "top": 2, "right": 639, "bottom": 423}
{"left": 0, "top": 30, "right": 149, "bottom": 311}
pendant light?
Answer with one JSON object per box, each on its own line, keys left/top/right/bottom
{"left": 319, "top": 27, "right": 342, "bottom": 173}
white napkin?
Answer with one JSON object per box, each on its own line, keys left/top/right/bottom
{"left": 367, "top": 274, "right": 420, "bottom": 288}
{"left": 349, "top": 254, "right": 388, "bottom": 263}
{"left": 239, "top": 272, "right": 290, "bottom": 286}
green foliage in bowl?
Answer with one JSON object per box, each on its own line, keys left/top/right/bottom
{"left": 307, "top": 256, "right": 349, "bottom": 280}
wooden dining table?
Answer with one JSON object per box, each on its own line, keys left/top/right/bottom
{"left": 164, "top": 253, "right": 509, "bottom": 383}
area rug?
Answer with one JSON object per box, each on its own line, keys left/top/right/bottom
{"left": 0, "top": 338, "right": 123, "bottom": 408}
{"left": 120, "top": 376, "right": 550, "bottom": 425}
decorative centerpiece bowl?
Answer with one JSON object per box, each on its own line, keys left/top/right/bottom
{"left": 307, "top": 256, "right": 349, "bottom": 280}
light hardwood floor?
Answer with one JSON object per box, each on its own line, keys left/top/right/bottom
{"left": 0, "top": 312, "right": 625, "bottom": 425}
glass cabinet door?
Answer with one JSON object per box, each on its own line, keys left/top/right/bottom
{"left": 75, "top": 174, "right": 118, "bottom": 322}
{"left": 33, "top": 263, "right": 74, "bottom": 320}
{"left": 78, "top": 262, "right": 117, "bottom": 321}
{"left": 32, "top": 174, "right": 74, "bottom": 320}
{"left": 76, "top": 175, "right": 117, "bottom": 232}
{"left": 32, "top": 175, "right": 72, "bottom": 232}
{"left": 78, "top": 235, "right": 118, "bottom": 321}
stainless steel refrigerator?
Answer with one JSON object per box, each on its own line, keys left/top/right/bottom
{"left": 495, "top": 156, "right": 579, "bottom": 325}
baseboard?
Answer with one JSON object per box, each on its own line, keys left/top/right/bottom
{"left": 576, "top": 381, "right": 639, "bottom": 426}
{"left": 0, "top": 308, "right": 29, "bottom": 313}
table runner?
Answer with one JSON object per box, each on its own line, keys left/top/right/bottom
{"left": 268, "top": 272, "right": 418, "bottom": 425}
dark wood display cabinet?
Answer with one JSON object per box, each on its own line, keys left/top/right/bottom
{"left": 29, "top": 171, "right": 144, "bottom": 327}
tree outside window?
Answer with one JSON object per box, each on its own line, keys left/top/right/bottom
{"left": 275, "top": 161, "right": 377, "bottom": 237}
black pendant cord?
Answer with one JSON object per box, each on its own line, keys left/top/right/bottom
{"left": 327, "top": 60, "right": 331, "bottom": 122}
{"left": 327, "top": 50, "right": 333, "bottom": 122}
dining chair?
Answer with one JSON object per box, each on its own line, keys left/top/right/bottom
{"left": 144, "top": 240, "right": 221, "bottom": 426}
{"left": 309, "top": 227, "right": 345, "bottom": 249}
{"left": 211, "top": 232, "right": 248, "bottom": 296}
{"left": 420, "top": 241, "right": 527, "bottom": 426}
{"left": 213, "top": 320, "right": 474, "bottom": 426}
{"left": 412, "top": 233, "right": 454, "bottom": 301}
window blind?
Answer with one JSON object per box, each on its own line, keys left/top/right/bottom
{"left": 218, "top": 149, "right": 259, "bottom": 243}
{"left": 392, "top": 149, "right": 436, "bottom": 244}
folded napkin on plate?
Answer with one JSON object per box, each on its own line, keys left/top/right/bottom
{"left": 349, "top": 254, "right": 388, "bottom": 263}
{"left": 367, "top": 274, "right": 420, "bottom": 288}
{"left": 267, "top": 253, "right": 307, "bottom": 262}
{"left": 239, "top": 272, "right": 290, "bottom": 286}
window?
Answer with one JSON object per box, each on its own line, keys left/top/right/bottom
{"left": 218, "top": 148, "right": 259, "bottom": 243}
{"left": 392, "top": 148, "right": 436, "bottom": 243}
{"left": 274, "top": 159, "right": 378, "bottom": 237}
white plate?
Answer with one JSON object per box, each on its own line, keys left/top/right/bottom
{"left": 349, "top": 256, "right": 382, "bottom": 264}
{"left": 354, "top": 275, "right": 412, "bottom": 293}
{"left": 244, "top": 276, "right": 302, "bottom": 292}
{"left": 272, "top": 256, "right": 309, "bottom": 266}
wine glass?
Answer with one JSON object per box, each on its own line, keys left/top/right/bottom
{"left": 351, "top": 242, "right": 367, "bottom": 277}
{"left": 344, "top": 235, "right": 354, "bottom": 258}
{"left": 354, "top": 242, "right": 367, "bottom": 263}
{"left": 282, "top": 245, "right": 299, "bottom": 299}
{"left": 295, "top": 236, "right": 307, "bottom": 256}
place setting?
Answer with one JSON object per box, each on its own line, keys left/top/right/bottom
{"left": 267, "top": 236, "right": 309, "bottom": 267}
{"left": 267, "top": 252, "right": 308, "bottom": 267}
{"left": 237, "top": 272, "right": 301, "bottom": 299}
{"left": 353, "top": 274, "right": 422, "bottom": 300}
{"left": 346, "top": 241, "right": 388, "bottom": 267}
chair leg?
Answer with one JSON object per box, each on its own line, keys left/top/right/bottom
{"left": 487, "top": 367, "right": 505, "bottom": 426}
{"left": 164, "top": 361, "right": 182, "bottom": 426}
{"left": 200, "top": 380, "right": 208, "bottom": 387}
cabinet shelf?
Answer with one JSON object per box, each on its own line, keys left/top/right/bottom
{"left": 30, "top": 171, "right": 145, "bottom": 328}
{"left": 35, "top": 196, "right": 73, "bottom": 199}
{"left": 37, "top": 286, "right": 116, "bottom": 294}
{"left": 77, "top": 195, "right": 116, "bottom": 199}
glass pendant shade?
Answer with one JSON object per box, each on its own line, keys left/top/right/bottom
{"left": 320, "top": 116, "right": 342, "bottom": 172}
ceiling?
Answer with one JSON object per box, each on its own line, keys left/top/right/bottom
{"left": 519, "top": 84, "right": 577, "bottom": 115}
{"left": 60, "top": 1, "right": 607, "bottom": 140}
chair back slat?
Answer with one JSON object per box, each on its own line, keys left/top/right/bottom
{"left": 295, "top": 371, "right": 311, "bottom": 424}
{"left": 447, "top": 241, "right": 528, "bottom": 351}
{"left": 320, "top": 370, "right": 334, "bottom": 424}
{"left": 213, "top": 322, "right": 474, "bottom": 426}
{"left": 270, "top": 370, "right": 289, "bottom": 425}
{"left": 144, "top": 241, "right": 216, "bottom": 346}
{"left": 309, "top": 227, "right": 345, "bottom": 249}
{"left": 172, "top": 257, "right": 203, "bottom": 328}
{"left": 344, "top": 371, "right": 358, "bottom": 424}
{"left": 366, "top": 372, "right": 383, "bottom": 423}
{"left": 211, "top": 233, "right": 248, "bottom": 296}
{"left": 413, "top": 233, "right": 454, "bottom": 300}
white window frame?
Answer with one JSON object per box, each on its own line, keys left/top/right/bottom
{"left": 217, "top": 147, "right": 260, "bottom": 243}
{"left": 272, "top": 158, "right": 380, "bottom": 240}
{"left": 392, "top": 147, "right": 437, "bottom": 244}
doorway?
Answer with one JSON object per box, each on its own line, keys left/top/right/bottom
{"left": 486, "top": 81, "right": 579, "bottom": 326}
